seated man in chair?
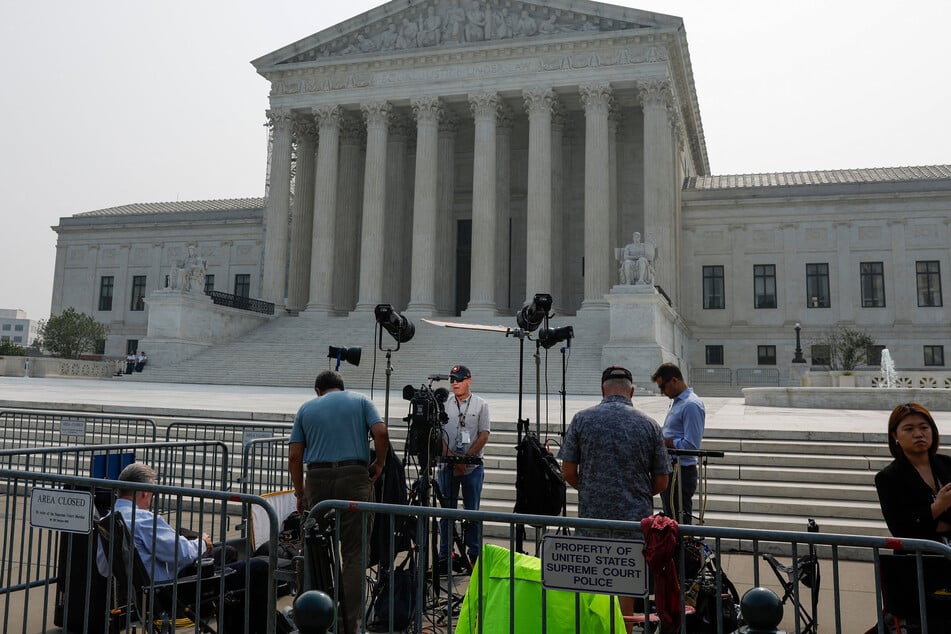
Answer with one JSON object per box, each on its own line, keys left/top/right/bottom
{"left": 96, "top": 462, "right": 269, "bottom": 634}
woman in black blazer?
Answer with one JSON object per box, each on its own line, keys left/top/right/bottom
{"left": 875, "top": 402, "right": 951, "bottom": 542}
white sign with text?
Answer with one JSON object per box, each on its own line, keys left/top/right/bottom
{"left": 30, "top": 488, "right": 94, "bottom": 534}
{"left": 541, "top": 535, "right": 647, "bottom": 597}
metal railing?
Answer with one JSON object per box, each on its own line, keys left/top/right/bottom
{"left": 0, "top": 409, "right": 157, "bottom": 450}
{"left": 206, "top": 290, "right": 275, "bottom": 315}
{"left": 691, "top": 367, "right": 733, "bottom": 385}
{"left": 302, "top": 500, "right": 951, "bottom": 634}
{"left": 0, "top": 468, "right": 281, "bottom": 634}
{"left": 735, "top": 367, "right": 781, "bottom": 386}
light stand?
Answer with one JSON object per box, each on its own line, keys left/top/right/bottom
{"left": 538, "top": 325, "right": 574, "bottom": 524}
{"left": 793, "top": 322, "right": 806, "bottom": 363}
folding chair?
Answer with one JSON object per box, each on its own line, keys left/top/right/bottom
{"left": 96, "top": 511, "right": 229, "bottom": 633}
{"left": 762, "top": 551, "right": 819, "bottom": 634}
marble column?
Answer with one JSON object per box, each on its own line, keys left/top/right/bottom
{"left": 383, "top": 115, "right": 412, "bottom": 310}
{"left": 333, "top": 117, "right": 365, "bottom": 313}
{"left": 287, "top": 115, "right": 317, "bottom": 311}
{"left": 435, "top": 112, "right": 458, "bottom": 315}
{"left": 523, "top": 88, "right": 555, "bottom": 305}
{"left": 355, "top": 101, "right": 391, "bottom": 311}
{"left": 580, "top": 83, "right": 613, "bottom": 309}
{"left": 495, "top": 105, "right": 513, "bottom": 312}
{"left": 262, "top": 109, "right": 293, "bottom": 306}
{"left": 306, "top": 106, "right": 343, "bottom": 312}
{"left": 608, "top": 105, "right": 621, "bottom": 270}
{"left": 407, "top": 97, "right": 442, "bottom": 314}
{"left": 833, "top": 221, "right": 853, "bottom": 322}
{"left": 550, "top": 105, "right": 566, "bottom": 313}
{"left": 464, "top": 92, "right": 500, "bottom": 316}
{"left": 640, "top": 79, "right": 675, "bottom": 296}
{"left": 888, "top": 220, "right": 910, "bottom": 323}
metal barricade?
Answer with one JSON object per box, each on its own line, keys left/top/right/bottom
{"left": 0, "top": 408, "right": 157, "bottom": 449}
{"left": 735, "top": 368, "right": 781, "bottom": 387}
{"left": 691, "top": 368, "right": 733, "bottom": 385}
{"left": 0, "top": 468, "right": 280, "bottom": 634}
{"left": 301, "top": 500, "right": 951, "bottom": 634}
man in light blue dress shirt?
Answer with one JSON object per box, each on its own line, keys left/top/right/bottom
{"left": 652, "top": 363, "right": 706, "bottom": 524}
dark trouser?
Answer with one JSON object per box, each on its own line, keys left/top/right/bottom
{"left": 661, "top": 464, "right": 698, "bottom": 525}
{"left": 304, "top": 464, "right": 373, "bottom": 634}
{"left": 179, "top": 550, "right": 268, "bottom": 634}
{"left": 437, "top": 465, "right": 484, "bottom": 560}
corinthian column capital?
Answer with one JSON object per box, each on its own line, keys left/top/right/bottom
{"left": 523, "top": 87, "right": 556, "bottom": 116}
{"left": 265, "top": 108, "right": 293, "bottom": 131}
{"left": 579, "top": 83, "right": 613, "bottom": 114}
{"left": 411, "top": 96, "right": 443, "bottom": 124}
{"left": 468, "top": 92, "right": 500, "bottom": 120}
{"left": 638, "top": 79, "right": 672, "bottom": 108}
{"left": 291, "top": 114, "right": 318, "bottom": 143}
{"left": 313, "top": 105, "right": 343, "bottom": 130}
{"left": 361, "top": 101, "right": 392, "bottom": 127}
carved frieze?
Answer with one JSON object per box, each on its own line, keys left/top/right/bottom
{"left": 279, "top": 0, "right": 651, "bottom": 65}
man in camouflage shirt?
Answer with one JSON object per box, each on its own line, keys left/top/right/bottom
{"left": 559, "top": 365, "right": 670, "bottom": 531}
{"left": 559, "top": 365, "right": 670, "bottom": 617}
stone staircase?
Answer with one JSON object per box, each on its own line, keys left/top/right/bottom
{"left": 132, "top": 311, "right": 608, "bottom": 395}
{"left": 383, "top": 417, "right": 896, "bottom": 545}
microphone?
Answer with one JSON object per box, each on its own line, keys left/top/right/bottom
{"left": 428, "top": 374, "right": 450, "bottom": 381}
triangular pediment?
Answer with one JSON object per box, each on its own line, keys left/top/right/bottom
{"left": 253, "top": 0, "right": 681, "bottom": 69}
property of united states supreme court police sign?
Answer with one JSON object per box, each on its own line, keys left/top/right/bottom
{"left": 541, "top": 535, "right": 647, "bottom": 597}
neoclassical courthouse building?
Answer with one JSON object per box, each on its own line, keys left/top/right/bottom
{"left": 51, "top": 0, "right": 950, "bottom": 388}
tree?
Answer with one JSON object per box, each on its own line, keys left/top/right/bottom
{"left": 813, "top": 325, "right": 875, "bottom": 371}
{"left": 0, "top": 341, "right": 26, "bottom": 356}
{"left": 37, "top": 308, "right": 108, "bottom": 359}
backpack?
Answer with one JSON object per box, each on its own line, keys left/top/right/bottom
{"left": 514, "top": 434, "right": 566, "bottom": 517}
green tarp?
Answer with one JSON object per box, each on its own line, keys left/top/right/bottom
{"left": 455, "top": 544, "right": 627, "bottom": 634}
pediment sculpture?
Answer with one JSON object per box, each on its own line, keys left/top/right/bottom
{"left": 279, "top": 0, "right": 652, "bottom": 64}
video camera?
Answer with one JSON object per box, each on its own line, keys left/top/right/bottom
{"left": 402, "top": 375, "right": 450, "bottom": 468}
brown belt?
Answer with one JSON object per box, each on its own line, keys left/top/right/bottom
{"left": 307, "top": 460, "right": 366, "bottom": 469}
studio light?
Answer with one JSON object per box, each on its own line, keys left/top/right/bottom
{"left": 327, "top": 345, "right": 361, "bottom": 371}
{"left": 516, "top": 293, "right": 553, "bottom": 332}
{"left": 538, "top": 325, "right": 574, "bottom": 350}
{"left": 374, "top": 304, "right": 416, "bottom": 343}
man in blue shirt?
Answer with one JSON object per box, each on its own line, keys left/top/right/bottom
{"left": 652, "top": 363, "right": 706, "bottom": 525}
{"left": 289, "top": 370, "right": 389, "bottom": 634}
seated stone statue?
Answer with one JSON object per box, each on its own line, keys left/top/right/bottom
{"left": 170, "top": 244, "right": 207, "bottom": 293}
{"left": 615, "top": 232, "right": 656, "bottom": 286}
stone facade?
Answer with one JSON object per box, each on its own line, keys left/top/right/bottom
{"left": 46, "top": 1, "right": 951, "bottom": 383}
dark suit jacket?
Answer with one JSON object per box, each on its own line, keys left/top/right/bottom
{"left": 875, "top": 452, "right": 951, "bottom": 541}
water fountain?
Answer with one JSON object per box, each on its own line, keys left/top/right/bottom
{"left": 879, "top": 348, "right": 897, "bottom": 388}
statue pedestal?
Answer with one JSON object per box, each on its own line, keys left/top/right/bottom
{"left": 140, "top": 290, "right": 271, "bottom": 367}
{"left": 603, "top": 286, "right": 688, "bottom": 390}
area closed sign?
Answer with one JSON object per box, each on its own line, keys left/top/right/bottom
{"left": 541, "top": 535, "right": 647, "bottom": 597}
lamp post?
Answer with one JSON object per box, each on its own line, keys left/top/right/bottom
{"left": 792, "top": 322, "right": 806, "bottom": 363}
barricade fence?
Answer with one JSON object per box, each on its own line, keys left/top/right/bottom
{"left": 0, "top": 408, "right": 157, "bottom": 450}
{"left": 0, "top": 468, "right": 280, "bottom": 634}
{"left": 0, "top": 440, "right": 241, "bottom": 558}
{"left": 303, "top": 500, "right": 951, "bottom": 634}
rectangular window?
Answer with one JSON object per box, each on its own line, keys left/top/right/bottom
{"left": 811, "top": 345, "right": 831, "bottom": 367}
{"left": 865, "top": 345, "right": 885, "bottom": 367}
{"left": 164, "top": 274, "right": 170, "bottom": 288}
{"left": 924, "top": 345, "right": 945, "bottom": 367}
{"left": 130, "top": 276, "right": 147, "bottom": 311}
{"left": 14, "top": 324, "right": 23, "bottom": 331}
{"left": 98, "top": 276, "right": 114, "bottom": 311}
{"left": 234, "top": 274, "right": 250, "bottom": 298}
{"left": 705, "top": 345, "right": 724, "bottom": 365}
{"left": 916, "top": 261, "right": 942, "bottom": 307}
{"left": 860, "top": 262, "right": 886, "bottom": 307}
{"left": 1, "top": 324, "right": 9, "bottom": 331}
{"left": 757, "top": 345, "right": 777, "bottom": 365}
{"left": 204, "top": 274, "right": 215, "bottom": 294}
{"left": 806, "top": 263, "right": 830, "bottom": 308}
{"left": 13, "top": 336, "right": 22, "bottom": 343}
{"left": 753, "top": 264, "right": 777, "bottom": 308}
{"left": 126, "top": 339, "right": 139, "bottom": 355}
{"left": 702, "top": 265, "right": 725, "bottom": 309}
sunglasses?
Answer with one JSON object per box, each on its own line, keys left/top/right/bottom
{"left": 450, "top": 376, "right": 469, "bottom": 383}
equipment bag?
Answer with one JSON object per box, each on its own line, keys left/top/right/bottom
{"left": 366, "top": 555, "right": 417, "bottom": 632}
{"left": 514, "top": 434, "right": 566, "bottom": 517}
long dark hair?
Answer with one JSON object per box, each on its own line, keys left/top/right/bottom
{"left": 887, "top": 402, "right": 939, "bottom": 459}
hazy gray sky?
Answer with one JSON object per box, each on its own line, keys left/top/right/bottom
{"left": 2, "top": 1, "right": 948, "bottom": 321}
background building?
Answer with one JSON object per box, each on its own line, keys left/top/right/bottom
{"left": 47, "top": 0, "right": 950, "bottom": 391}
{"left": 0, "top": 309, "right": 39, "bottom": 348}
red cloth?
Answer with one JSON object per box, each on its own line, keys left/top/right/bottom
{"left": 641, "top": 514, "right": 682, "bottom": 632}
